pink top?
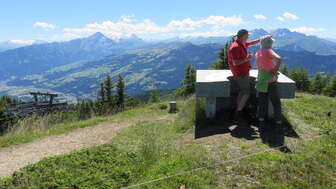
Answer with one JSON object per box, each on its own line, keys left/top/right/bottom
{"left": 256, "top": 48, "right": 277, "bottom": 83}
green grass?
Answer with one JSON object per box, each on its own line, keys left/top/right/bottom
{"left": 0, "top": 116, "right": 108, "bottom": 148}
{"left": 1, "top": 93, "right": 336, "bottom": 188}
{"left": 283, "top": 93, "right": 336, "bottom": 132}
{"left": 221, "top": 93, "right": 336, "bottom": 188}
{"left": 0, "top": 102, "right": 170, "bottom": 148}
{"left": 0, "top": 98, "right": 220, "bottom": 189}
{"left": 225, "top": 134, "right": 336, "bottom": 189}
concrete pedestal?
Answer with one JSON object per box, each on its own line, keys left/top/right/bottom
{"left": 196, "top": 70, "right": 295, "bottom": 119}
{"left": 205, "top": 98, "right": 216, "bottom": 118}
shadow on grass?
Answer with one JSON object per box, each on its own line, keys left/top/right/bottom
{"left": 195, "top": 107, "right": 299, "bottom": 153}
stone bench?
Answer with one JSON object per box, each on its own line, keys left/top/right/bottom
{"left": 196, "top": 69, "right": 296, "bottom": 119}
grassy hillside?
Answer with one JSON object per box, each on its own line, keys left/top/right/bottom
{"left": 1, "top": 93, "right": 335, "bottom": 188}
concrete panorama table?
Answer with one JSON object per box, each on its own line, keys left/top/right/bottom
{"left": 196, "top": 69, "right": 296, "bottom": 119}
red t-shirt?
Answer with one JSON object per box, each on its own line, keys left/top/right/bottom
{"left": 228, "top": 40, "right": 252, "bottom": 78}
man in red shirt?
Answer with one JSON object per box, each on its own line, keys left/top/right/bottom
{"left": 228, "top": 29, "right": 260, "bottom": 122}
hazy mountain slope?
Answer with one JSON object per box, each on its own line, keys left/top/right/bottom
{"left": 163, "top": 36, "right": 230, "bottom": 45}
{"left": 0, "top": 40, "right": 45, "bottom": 52}
{"left": 250, "top": 28, "right": 336, "bottom": 55}
{"left": 6, "top": 42, "right": 336, "bottom": 100}
{"left": 1, "top": 28, "right": 335, "bottom": 82}
{"left": 325, "top": 38, "right": 336, "bottom": 43}
{"left": 1, "top": 28, "right": 336, "bottom": 100}
{"left": 248, "top": 46, "right": 336, "bottom": 75}
{"left": 7, "top": 43, "right": 219, "bottom": 99}
{"left": 0, "top": 33, "right": 149, "bottom": 80}
{"left": 275, "top": 49, "right": 336, "bottom": 74}
{"left": 173, "top": 28, "right": 336, "bottom": 55}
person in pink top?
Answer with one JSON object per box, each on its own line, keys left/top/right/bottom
{"left": 256, "top": 48, "right": 278, "bottom": 83}
{"left": 255, "top": 36, "right": 283, "bottom": 133}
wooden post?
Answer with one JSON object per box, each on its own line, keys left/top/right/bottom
{"left": 169, "top": 101, "right": 177, "bottom": 113}
{"left": 49, "top": 96, "right": 54, "bottom": 106}
{"left": 33, "top": 94, "right": 38, "bottom": 104}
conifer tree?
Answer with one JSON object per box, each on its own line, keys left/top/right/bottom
{"left": 289, "top": 68, "right": 310, "bottom": 91}
{"left": 280, "top": 64, "right": 289, "bottom": 76}
{"left": 180, "top": 64, "right": 196, "bottom": 96}
{"left": 104, "top": 75, "right": 114, "bottom": 106}
{"left": 78, "top": 101, "right": 87, "bottom": 120}
{"left": 323, "top": 76, "right": 336, "bottom": 97}
{"left": 98, "top": 82, "right": 105, "bottom": 102}
{"left": 116, "top": 73, "right": 125, "bottom": 111}
{"left": 148, "top": 89, "right": 160, "bottom": 103}
{"left": 87, "top": 100, "right": 95, "bottom": 116}
{"left": 310, "top": 72, "right": 328, "bottom": 94}
{"left": 211, "top": 37, "right": 234, "bottom": 69}
{"left": 330, "top": 76, "right": 336, "bottom": 96}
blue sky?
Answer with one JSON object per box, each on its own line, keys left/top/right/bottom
{"left": 1, "top": 0, "right": 336, "bottom": 44}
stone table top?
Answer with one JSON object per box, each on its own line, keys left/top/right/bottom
{"left": 196, "top": 69, "right": 296, "bottom": 99}
{"left": 196, "top": 69, "right": 295, "bottom": 84}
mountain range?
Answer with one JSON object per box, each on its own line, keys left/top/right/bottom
{"left": 0, "top": 32, "right": 153, "bottom": 80}
{"left": 0, "top": 28, "right": 336, "bottom": 101}
{"left": 0, "top": 40, "right": 47, "bottom": 52}
{"left": 6, "top": 42, "right": 218, "bottom": 99}
{"left": 176, "top": 28, "right": 336, "bottom": 55}
{"left": 325, "top": 38, "right": 336, "bottom": 43}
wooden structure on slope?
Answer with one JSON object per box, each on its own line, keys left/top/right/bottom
{"left": 4, "top": 92, "right": 68, "bottom": 117}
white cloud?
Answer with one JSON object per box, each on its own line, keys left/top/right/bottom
{"left": 64, "top": 19, "right": 168, "bottom": 40}
{"left": 254, "top": 14, "right": 267, "bottom": 20}
{"left": 33, "top": 22, "right": 56, "bottom": 30}
{"left": 167, "top": 18, "right": 203, "bottom": 31}
{"left": 290, "top": 27, "right": 325, "bottom": 35}
{"left": 8, "top": 40, "right": 36, "bottom": 45}
{"left": 179, "top": 31, "right": 212, "bottom": 38}
{"left": 277, "top": 16, "right": 285, "bottom": 22}
{"left": 202, "top": 15, "right": 244, "bottom": 26}
{"left": 283, "top": 12, "right": 299, "bottom": 20}
{"left": 62, "top": 15, "right": 245, "bottom": 39}
{"left": 179, "top": 30, "right": 234, "bottom": 38}
{"left": 277, "top": 12, "right": 299, "bottom": 22}
{"left": 120, "top": 15, "right": 136, "bottom": 23}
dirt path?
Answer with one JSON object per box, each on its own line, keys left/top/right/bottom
{"left": 0, "top": 116, "right": 169, "bottom": 179}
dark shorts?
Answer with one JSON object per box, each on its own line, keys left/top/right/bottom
{"left": 236, "top": 76, "right": 251, "bottom": 94}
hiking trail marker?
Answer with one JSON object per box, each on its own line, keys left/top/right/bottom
{"left": 196, "top": 69, "right": 295, "bottom": 119}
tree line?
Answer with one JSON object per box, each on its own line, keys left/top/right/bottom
{"left": 0, "top": 74, "right": 138, "bottom": 134}
{"left": 76, "top": 73, "right": 140, "bottom": 120}
{"left": 65, "top": 66, "right": 198, "bottom": 121}
{"left": 280, "top": 65, "right": 336, "bottom": 97}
